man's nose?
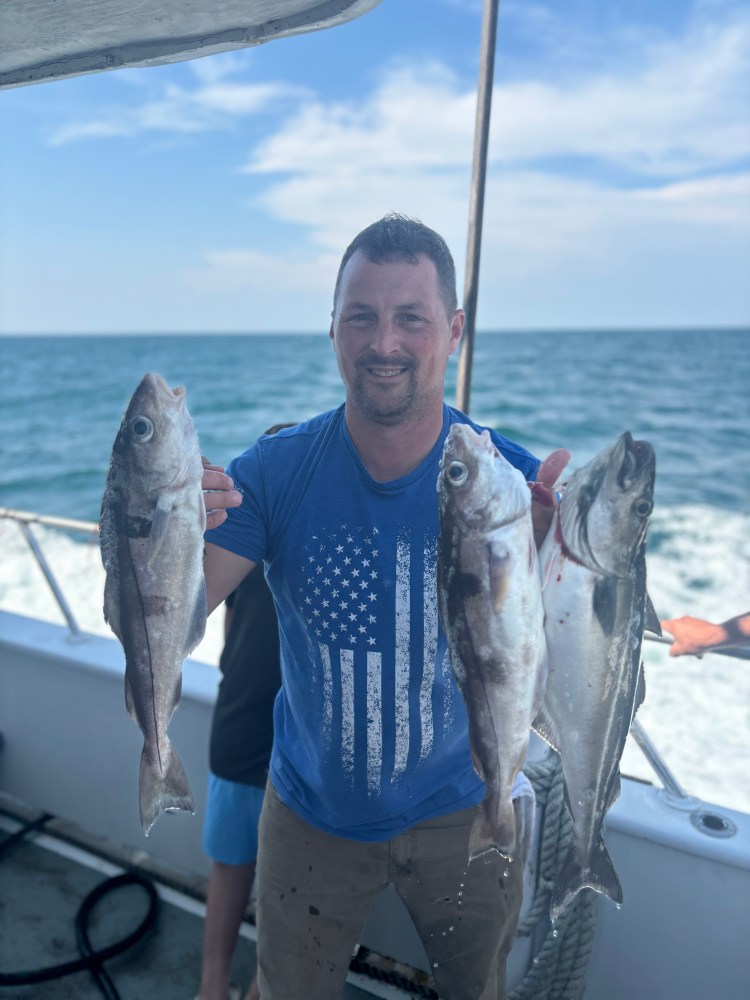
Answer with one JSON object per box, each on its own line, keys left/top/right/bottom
{"left": 370, "top": 317, "right": 400, "bottom": 355}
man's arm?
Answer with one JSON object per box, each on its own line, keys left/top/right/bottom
{"left": 201, "top": 458, "right": 255, "bottom": 615}
{"left": 204, "top": 542, "right": 256, "bottom": 617}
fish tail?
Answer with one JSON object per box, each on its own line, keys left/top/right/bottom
{"left": 550, "top": 840, "right": 622, "bottom": 922}
{"left": 469, "top": 794, "right": 517, "bottom": 863}
{"left": 139, "top": 741, "right": 195, "bottom": 835}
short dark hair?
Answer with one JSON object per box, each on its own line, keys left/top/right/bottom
{"left": 333, "top": 213, "right": 458, "bottom": 317}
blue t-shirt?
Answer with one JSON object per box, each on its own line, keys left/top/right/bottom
{"left": 206, "top": 403, "right": 539, "bottom": 840}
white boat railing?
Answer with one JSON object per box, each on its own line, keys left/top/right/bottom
{"left": 0, "top": 507, "right": 99, "bottom": 638}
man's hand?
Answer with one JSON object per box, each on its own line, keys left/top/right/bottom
{"left": 202, "top": 457, "right": 242, "bottom": 531}
{"left": 661, "top": 616, "right": 727, "bottom": 657}
{"left": 529, "top": 449, "right": 570, "bottom": 549}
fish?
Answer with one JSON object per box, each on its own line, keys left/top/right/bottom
{"left": 534, "top": 431, "right": 659, "bottom": 920}
{"left": 438, "top": 424, "right": 548, "bottom": 862}
{"left": 100, "top": 372, "right": 207, "bottom": 834}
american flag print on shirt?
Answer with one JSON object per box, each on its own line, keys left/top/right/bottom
{"left": 298, "top": 522, "right": 455, "bottom": 796}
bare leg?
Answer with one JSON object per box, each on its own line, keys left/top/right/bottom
{"left": 198, "top": 860, "right": 256, "bottom": 1000}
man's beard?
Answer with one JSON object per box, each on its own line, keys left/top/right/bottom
{"left": 348, "top": 355, "right": 427, "bottom": 426}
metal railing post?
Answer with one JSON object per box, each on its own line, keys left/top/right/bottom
{"left": 18, "top": 522, "right": 83, "bottom": 638}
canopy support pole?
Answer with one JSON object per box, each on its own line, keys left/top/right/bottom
{"left": 455, "top": 0, "right": 500, "bottom": 415}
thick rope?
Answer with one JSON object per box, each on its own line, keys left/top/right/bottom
{"left": 509, "top": 752, "right": 598, "bottom": 1000}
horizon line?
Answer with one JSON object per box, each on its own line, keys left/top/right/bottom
{"left": 2, "top": 324, "right": 748, "bottom": 337}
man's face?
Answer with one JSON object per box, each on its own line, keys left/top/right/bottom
{"left": 330, "top": 251, "right": 463, "bottom": 427}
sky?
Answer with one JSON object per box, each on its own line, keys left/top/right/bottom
{"left": 0, "top": 0, "right": 748, "bottom": 334}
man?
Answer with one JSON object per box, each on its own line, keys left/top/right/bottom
{"left": 197, "top": 425, "right": 291, "bottom": 1000}
{"left": 201, "top": 214, "right": 560, "bottom": 1000}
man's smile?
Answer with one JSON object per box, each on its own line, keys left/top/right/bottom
{"left": 367, "top": 366, "right": 409, "bottom": 378}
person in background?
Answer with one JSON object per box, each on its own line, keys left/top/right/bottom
{"left": 661, "top": 611, "right": 750, "bottom": 657}
{"left": 200, "top": 214, "right": 562, "bottom": 1000}
{"left": 196, "top": 425, "right": 291, "bottom": 1000}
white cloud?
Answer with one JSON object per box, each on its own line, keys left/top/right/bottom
{"left": 245, "top": 63, "right": 475, "bottom": 175}
{"left": 226, "top": 8, "right": 750, "bottom": 274}
{"left": 47, "top": 79, "right": 307, "bottom": 145}
{"left": 241, "top": 14, "right": 750, "bottom": 183}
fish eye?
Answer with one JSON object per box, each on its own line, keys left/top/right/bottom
{"left": 129, "top": 415, "right": 154, "bottom": 442}
{"left": 447, "top": 461, "right": 469, "bottom": 486}
{"left": 634, "top": 498, "right": 653, "bottom": 517}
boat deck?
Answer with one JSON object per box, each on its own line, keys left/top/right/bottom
{"left": 0, "top": 811, "right": 408, "bottom": 1000}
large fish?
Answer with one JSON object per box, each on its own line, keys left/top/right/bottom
{"left": 100, "top": 373, "right": 207, "bottom": 834}
{"left": 535, "top": 431, "right": 659, "bottom": 920}
{"left": 438, "top": 425, "right": 548, "bottom": 861}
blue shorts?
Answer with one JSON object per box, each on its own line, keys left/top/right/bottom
{"left": 202, "top": 772, "right": 266, "bottom": 866}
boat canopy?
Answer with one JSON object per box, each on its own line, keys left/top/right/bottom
{"left": 0, "top": 0, "right": 382, "bottom": 89}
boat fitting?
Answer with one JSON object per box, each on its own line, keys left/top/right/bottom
{"left": 690, "top": 809, "right": 737, "bottom": 839}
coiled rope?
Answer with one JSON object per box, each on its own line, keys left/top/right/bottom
{"left": 510, "top": 751, "right": 597, "bottom": 1000}
{"left": 0, "top": 812, "right": 160, "bottom": 998}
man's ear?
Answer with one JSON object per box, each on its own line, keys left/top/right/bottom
{"left": 449, "top": 309, "right": 465, "bottom": 355}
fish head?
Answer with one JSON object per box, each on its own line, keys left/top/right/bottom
{"left": 438, "top": 424, "right": 530, "bottom": 531}
{"left": 114, "top": 372, "right": 200, "bottom": 490}
{"left": 560, "top": 431, "right": 655, "bottom": 577}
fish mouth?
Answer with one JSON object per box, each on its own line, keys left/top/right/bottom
{"left": 617, "top": 431, "right": 655, "bottom": 488}
{"left": 140, "top": 372, "right": 186, "bottom": 403}
{"left": 443, "top": 424, "right": 498, "bottom": 459}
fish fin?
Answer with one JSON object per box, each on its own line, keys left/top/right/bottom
{"left": 170, "top": 675, "right": 183, "bottom": 722}
{"left": 643, "top": 592, "right": 662, "bottom": 636}
{"left": 139, "top": 741, "right": 194, "bottom": 836}
{"left": 125, "top": 675, "right": 138, "bottom": 723}
{"left": 605, "top": 770, "right": 622, "bottom": 814}
{"left": 488, "top": 547, "right": 510, "bottom": 614}
{"left": 147, "top": 497, "right": 173, "bottom": 565}
{"left": 550, "top": 840, "right": 622, "bottom": 923}
{"left": 592, "top": 575, "right": 618, "bottom": 636}
{"left": 468, "top": 805, "right": 515, "bottom": 864}
{"left": 182, "top": 576, "right": 208, "bottom": 658}
{"left": 532, "top": 705, "right": 562, "bottom": 755}
{"left": 469, "top": 745, "right": 486, "bottom": 781}
{"left": 103, "top": 572, "right": 122, "bottom": 640}
{"left": 633, "top": 660, "right": 646, "bottom": 717}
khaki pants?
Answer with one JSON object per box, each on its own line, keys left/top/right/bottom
{"left": 256, "top": 781, "right": 524, "bottom": 1000}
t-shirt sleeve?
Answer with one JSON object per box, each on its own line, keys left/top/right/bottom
{"left": 489, "top": 429, "right": 540, "bottom": 482}
{"left": 204, "top": 444, "right": 269, "bottom": 564}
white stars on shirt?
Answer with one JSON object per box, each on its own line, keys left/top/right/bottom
{"left": 300, "top": 525, "right": 380, "bottom": 646}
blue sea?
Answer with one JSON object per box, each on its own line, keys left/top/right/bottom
{"left": 1, "top": 329, "right": 748, "bottom": 519}
{"left": 1, "top": 329, "right": 748, "bottom": 811}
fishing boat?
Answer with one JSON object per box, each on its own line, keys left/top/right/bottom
{"left": 1, "top": 3, "right": 748, "bottom": 998}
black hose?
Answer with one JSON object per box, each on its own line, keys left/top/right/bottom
{"left": 0, "top": 811, "right": 160, "bottom": 997}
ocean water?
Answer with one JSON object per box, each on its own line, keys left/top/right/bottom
{"left": 1, "top": 330, "right": 748, "bottom": 812}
